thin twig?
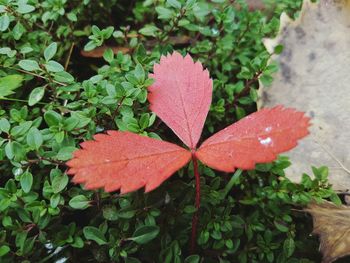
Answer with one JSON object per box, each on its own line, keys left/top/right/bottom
{"left": 313, "top": 136, "right": 350, "bottom": 175}
{"left": 0, "top": 66, "right": 67, "bottom": 86}
{"left": 64, "top": 43, "right": 75, "bottom": 71}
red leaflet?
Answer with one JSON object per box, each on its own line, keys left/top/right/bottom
{"left": 148, "top": 51, "right": 212, "bottom": 149}
{"left": 195, "top": 106, "right": 310, "bottom": 172}
{"left": 67, "top": 131, "right": 191, "bottom": 193}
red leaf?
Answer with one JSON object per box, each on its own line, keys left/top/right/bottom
{"left": 148, "top": 51, "right": 212, "bottom": 149}
{"left": 195, "top": 106, "right": 310, "bottom": 172}
{"left": 67, "top": 131, "right": 191, "bottom": 194}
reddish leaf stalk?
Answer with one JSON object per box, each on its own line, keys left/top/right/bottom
{"left": 191, "top": 152, "right": 200, "bottom": 253}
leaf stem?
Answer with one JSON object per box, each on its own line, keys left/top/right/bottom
{"left": 190, "top": 152, "right": 200, "bottom": 253}
{"left": 0, "top": 97, "right": 47, "bottom": 105}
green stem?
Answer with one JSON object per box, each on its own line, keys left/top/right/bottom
{"left": 0, "top": 97, "right": 47, "bottom": 105}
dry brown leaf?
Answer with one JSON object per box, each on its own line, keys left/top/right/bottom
{"left": 259, "top": 0, "right": 350, "bottom": 190}
{"left": 305, "top": 200, "right": 350, "bottom": 263}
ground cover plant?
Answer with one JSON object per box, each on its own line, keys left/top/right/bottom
{"left": 0, "top": 0, "right": 341, "bottom": 262}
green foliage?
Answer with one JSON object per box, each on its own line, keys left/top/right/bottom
{"left": 0, "top": 0, "right": 335, "bottom": 262}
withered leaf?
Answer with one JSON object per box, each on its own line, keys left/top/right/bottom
{"left": 306, "top": 200, "right": 350, "bottom": 263}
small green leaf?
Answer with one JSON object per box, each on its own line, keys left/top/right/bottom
{"left": 19, "top": 60, "right": 41, "bottom": 72}
{"left": 128, "top": 225, "right": 160, "bottom": 244}
{"left": 50, "top": 193, "right": 60, "bottom": 208}
{"left": 139, "top": 25, "right": 159, "bottom": 37}
{"left": 155, "top": 6, "right": 173, "bottom": 20}
{"left": 28, "top": 87, "right": 45, "bottom": 106}
{"left": 103, "top": 48, "right": 114, "bottom": 63}
{"left": 0, "top": 14, "right": 10, "bottom": 32}
{"left": 45, "top": 60, "right": 64, "bottom": 72}
{"left": 13, "top": 22, "right": 25, "bottom": 40}
{"left": 0, "top": 245, "right": 10, "bottom": 257}
{"left": 44, "top": 110, "right": 62, "bottom": 126}
{"left": 84, "top": 41, "right": 96, "bottom": 51}
{"left": 83, "top": 226, "right": 107, "bottom": 245}
{"left": 69, "top": 195, "right": 90, "bottom": 210}
{"left": 57, "top": 146, "right": 77, "bottom": 161}
{"left": 0, "top": 118, "right": 10, "bottom": 133}
{"left": 20, "top": 171, "right": 33, "bottom": 193}
{"left": 26, "top": 127, "right": 43, "bottom": 150}
{"left": 17, "top": 4, "right": 35, "bottom": 14}
{"left": 134, "top": 64, "right": 145, "bottom": 83}
{"left": 167, "top": 0, "right": 181, "bottom": 9}
{"left": 184, "top": 255, "right": 200, "bottom": 263}
{"left": 102, "top": 206, "right": 118, "bottom": 221}
{"left": 274, "top": 220, "right": 289, "bottom": 232}
{"left": 0, "top": 75, "right": 23, "bottom": 97}
{"left": 283, "top": 237, "right": 295, "bottom": 258}
{"left": 52, "top": 173, "right": 69, "bottom": 193}
{"left": 44, "top": 42, "right": 57, "bottom": 61}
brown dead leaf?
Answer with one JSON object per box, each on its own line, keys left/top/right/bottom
{"left": 259, "top": 0, "right": 350, "bottom": 190}
{"left": 306, "top": 201, "right": 350, "bottom": 263}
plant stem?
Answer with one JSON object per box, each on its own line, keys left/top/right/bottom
{"left": 190, "top": 152, "right": 200, "bottom": 253}
{"left": 0, "top": 97, "right": 47, "bottom": 105}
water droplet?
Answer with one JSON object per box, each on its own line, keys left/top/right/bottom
{"left": 259, "top": 137, "right": 272, "bottom": 146}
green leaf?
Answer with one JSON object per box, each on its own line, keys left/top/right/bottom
{"left": 103, "top": 48, "right": 114, "bottom": 63}
{"left": 83, "top": 226, "right": 107, "bottom": 245}
{"left": 19, "top": 60, "right": 41, "bottom": 72}
{"left": 45, "top": 60, "right": 64, "bottom": 72}
{"left": 139, "top": 25, "right": 159, "bottom": 37}
{"left": 283, "top": 237, "right": 295, "bottom": 258}
{"left": 0, "top": 245, "right": 10, "bottom": 257}
{"left": 57, "top": 146, "right": 77, "bottom": 161}
{"left": 155, "top": 6, "right": 173, "bottom": 20}
{"left": 167, "top": 0, "right": 181, "bottom": 9}
{"left": 44, "top": 110, "right": 62, "bottom": 126}
{"left": 69, "top": 195, "right": 90, "bottom": 210}
{"left": 20, "top": 171, "right": 33, "bottom": 193}
{"left": 128, "top": 225, "right": 160, "bottom": 244}
{"left": 0, "top": 75, "right": 23, "bottom": 97}
{"left": 0, "top": 14, "right": 10, "bottom": 32}
{"left": 102, "top": 206, "right": 118, "bottom": 221}
{"left": 17, "top": 4, "right": 35, "bottom": 14}
{"left": 26, "top": 127, "right": 43, "bottom": 150}
{"left": 52, "top": 173, "right": 69, "bottom": 193}
{"left": 0, "top": 118, "right": 10, "bottom": 133}
{"left": 134, "top": 64, "right": 145, "bottom": 83}
{"left": 44, "top": 42, "right": 57, "bottom": 61}
{"left": 13, "top": 22, "right": 25, "bottom": 40}
{"left": 84, "top": 41, "right": 96, "bottom": 51}
{"left": 54, "top": 71, "right": 75, "bottom": 83}
{"left": 5, "top": 141, "right": 26, "bottom": 161}
{"left": 184, "top": 255, "right": 200, "bottom": 263}
{"left": 274, "top": 220, "right": 289, "bottom": 232}
{"left": 28, "top": 87, "right": 45, "bottom": 106}
{"left": 50, "top": 193, "right": 60, "bottom": 208}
